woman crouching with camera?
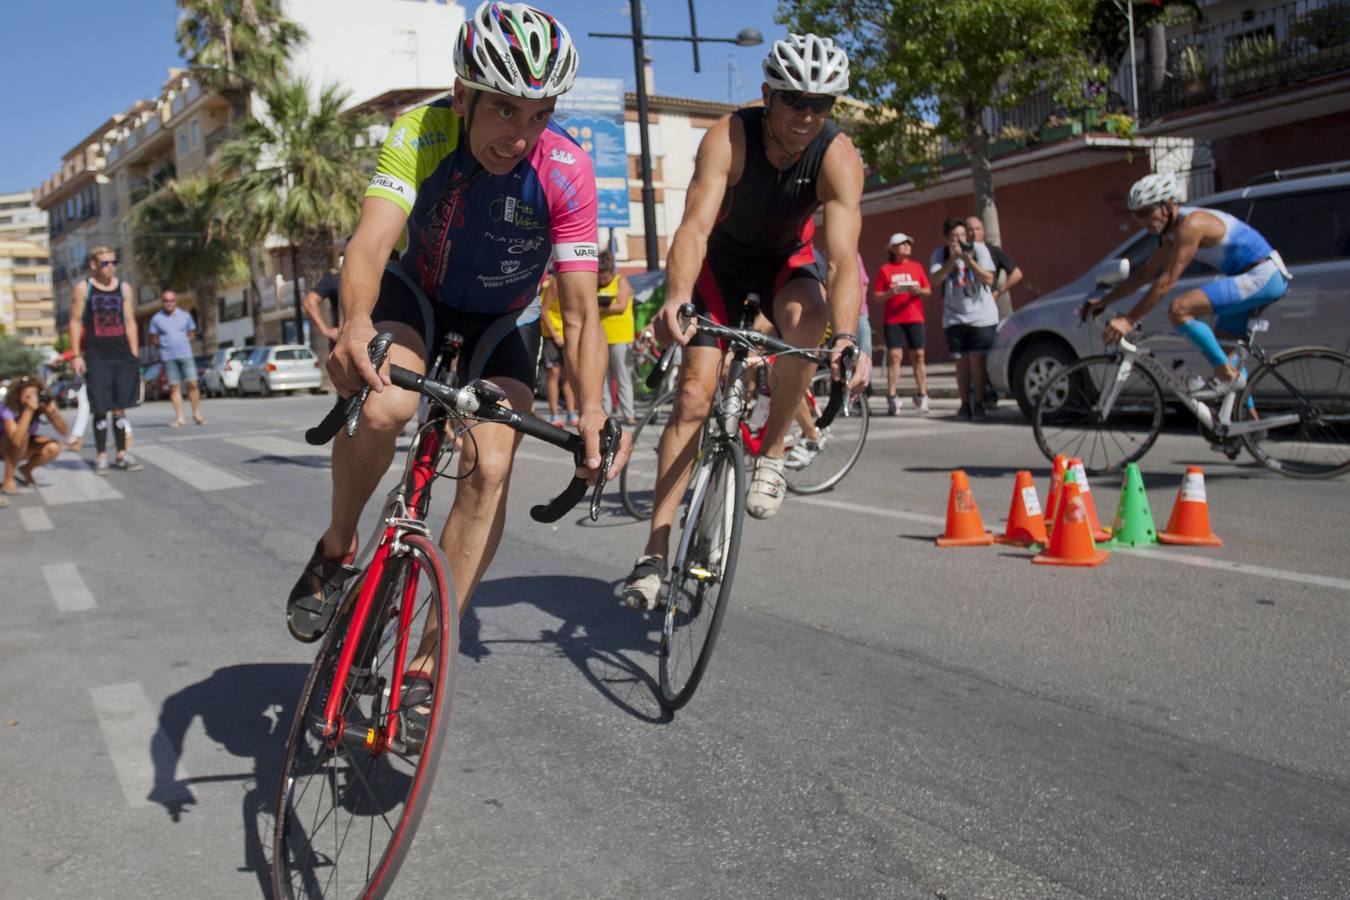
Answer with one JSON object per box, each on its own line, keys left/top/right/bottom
{"left": 2, "top": 375, "right": 68, "bottom": 498}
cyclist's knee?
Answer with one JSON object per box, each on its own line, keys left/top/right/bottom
{"left": 359, "top": 388, "right": 418, "bottom": 434}
{"left": 673, "top": 379, "right": 713, "bottom": 424}
{"left": 461, "top": 439, "right": 514, "bottom": 488}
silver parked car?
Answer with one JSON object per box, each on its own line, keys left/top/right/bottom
{"left": 202, "top": 347, "right": 254, "bottom": 397}
{"left": 237, "top": 345, "right": 324, "bottom": 396}
{"left": 989, "top": 168, "right": 1350, "bottom": 418}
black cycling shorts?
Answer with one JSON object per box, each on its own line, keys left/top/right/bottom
{"left": 884, "top": 322, "right": 925, "bottom": 351}
{"left": 372, "top": 265, "right": 541, "bottom": 387}
{"left": 689, "top": 244, "right": 826, "bottom": 349}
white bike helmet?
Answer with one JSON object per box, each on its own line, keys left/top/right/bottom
{"left": 762, "top": 33, "right": 850, "bottom": 96}
{"left": 1127, "top": 172, "right": 1183, "bottom": 210}
{"left": 454, "top": 2, "right": 579, "bottom": 100}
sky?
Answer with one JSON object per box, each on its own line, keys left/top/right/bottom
{"left": 0, "top": 0, "right": 787, "bottom": 193}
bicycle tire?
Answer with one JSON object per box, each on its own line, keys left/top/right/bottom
{"left": 659, "top": 439, "right": 745, "bottom": 710}
{"left": 1239, "top": 346, "right": 1350, "bottom": 479}
{"left": 1032, "top": 354, "right": 1165, "bottom": 475}
{"left": 783, "top": 370, "right": 870, "bottom": 494}
{"left": 273, "top": 533, "right": 456, "bottom": 900}
{"left": 619, "top": 389, "right": 676, "bottom": 520}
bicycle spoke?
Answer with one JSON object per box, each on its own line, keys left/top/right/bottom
{"left": 1033, "top": 356, "right": 1163, "bottom": 475}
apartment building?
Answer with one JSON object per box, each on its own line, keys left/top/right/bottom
{"left": 0, "top": 239, "right": 56, "bottom": 348}
{"left": 0, "top": 191, "right": 49, "bottom": 246}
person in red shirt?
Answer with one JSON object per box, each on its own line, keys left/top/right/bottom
{"left": 872, "top": 233, "right": 932, "bottom": 414}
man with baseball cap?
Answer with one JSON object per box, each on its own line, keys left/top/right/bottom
{"left": 872, "top": 232, "right": 931, "bottom": 414}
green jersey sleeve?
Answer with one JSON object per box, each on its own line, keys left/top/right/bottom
{"left": 364, "top": 104, "right": 461, "bottom": 215}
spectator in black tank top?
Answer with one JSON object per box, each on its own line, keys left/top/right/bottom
{"left": 69, "top": 246, "right": 143, "bottom": 475}
{"left": 622, "top": 33, "right": 870, "bottom": 609}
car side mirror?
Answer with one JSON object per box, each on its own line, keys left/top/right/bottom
{"left": 1093, "top": 258, "right": 1130, "bottom": 289}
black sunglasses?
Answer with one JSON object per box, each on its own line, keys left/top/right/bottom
{"left": 95, "top": 259, "right": 117, "bottom": 267}
{"left": 774, "top": 90, "right": 835, "bottom": 115}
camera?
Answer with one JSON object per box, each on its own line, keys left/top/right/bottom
{"left": 38, "top": 390, "right": 53, "bottom": 407}
{"left": 960, "top": 241, "right": 975, "bottom": 253}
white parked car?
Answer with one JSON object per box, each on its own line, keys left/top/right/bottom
{"left": 237, "top": 345, "right": 324, "bottom": 396}
{"left": 202, "top": 347, "right": 254, "bottom": 397}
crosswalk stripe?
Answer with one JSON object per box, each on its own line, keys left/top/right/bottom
{"left": 42, "top": 562, "right": 96, "bottom": 611}
{"left": 89, "top": 682, "right": 194, "bottom": 810}
{"left": 36, "top": 458, "right": 124, "bottom": 505}
{"left": 19, "top": 507, "right": 53, "bottom": 531}
{"left": 226, "top": 434, "right": 328, "bottom": 460}
{"left": 134, "top": 444, "right": 254, "bottom": 491}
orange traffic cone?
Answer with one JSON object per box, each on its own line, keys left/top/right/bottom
{"left": 1067, "top": 458, "right": 1112, "bottom": 542}
{"left": 1044, "top": 455, "right": 1068, "bottom": 532}
{"left": 995, "top": 470, "right": 1049, "bottom": 547}
{"left": 1033, "top": 472, "right": 1110, "bottom": 567}
{"left": 936, "top": 470, "right": 994, "bottom": 547}
{"left": 1158, "top": 466, "right": 1223, "bottom": 546}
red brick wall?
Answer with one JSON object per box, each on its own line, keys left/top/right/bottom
{"left": 858, "top": 154, "right": 1151, "bottom": 361}
{"left": 1211, "top": 112, "right": 1350, "bottom": 191}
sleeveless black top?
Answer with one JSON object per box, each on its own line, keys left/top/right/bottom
{"left": 707, "top": 107, "right": 840, "bottom": 263}
{"left": 82, "top": 278, "right": 136, "bottom": 363}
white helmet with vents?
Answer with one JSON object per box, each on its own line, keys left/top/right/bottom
{"left": 762, "top": 33, "right": 849, "bottom": 96}
{"left": 1127, "top": 172, "right": 1183, "bottom": 210}
{"left": 454, "top": 2, "right": 579, "bottom": 100}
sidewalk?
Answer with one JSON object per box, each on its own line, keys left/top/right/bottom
{"left": 868, "top": 360, "right": 962, "bottom": 400}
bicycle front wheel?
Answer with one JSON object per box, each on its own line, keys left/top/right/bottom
{"left": 1032, "top": 354, "right": 1164, "bottom": 475}
{"left": 659, "top": 440, "right": 745, "bottom": 710}
{"left": 1240, "top": 347, "right": 1350, "bottom": 478}
{"left": 273, "top": 533, "right": 456, "bottom": 900}
{"left": 620, "top": 389, "right": 676, "bottom": 519}
{"left": 784, "top": 370, "right": 870, "bottom": 494}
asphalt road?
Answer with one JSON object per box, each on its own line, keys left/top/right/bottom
{"left": 2, "top": 393, "right": 1347, "bottom": 899}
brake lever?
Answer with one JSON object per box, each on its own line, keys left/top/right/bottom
{"left": 587, "top": 418, "right": 622, "bottom": 521}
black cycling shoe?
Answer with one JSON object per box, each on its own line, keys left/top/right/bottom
{"left": 397, "top": 675, "right": 435, "bottom": 755}
{"left": 286, "top": 540, "right": 358, "bottom": 643}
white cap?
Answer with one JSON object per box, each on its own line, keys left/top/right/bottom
{"left": 888, "top": 233, "right": 913, "bottom": 246}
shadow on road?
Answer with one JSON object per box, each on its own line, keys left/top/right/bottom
{"left": 241, "top": 453, "right": 331, "bottom": 470}
{"left": 467, "top": 575, "right": 670, "bottom": 724}
{"left": 152, "top": 663, "right": 309, "bottom": 899}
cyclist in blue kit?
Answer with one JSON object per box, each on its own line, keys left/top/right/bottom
{"left": 1083, "top": 172, "right": 1291, "bottom": 391}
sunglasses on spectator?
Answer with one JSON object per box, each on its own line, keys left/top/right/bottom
{"left": 95, "top": 259, "right": 117, "bottom": 267}
{"left": 774, "top": 90, "right": 835, "bottom": 115}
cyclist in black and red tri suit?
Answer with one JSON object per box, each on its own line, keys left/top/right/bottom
{"left": 621, "top": 32, "right": 869, "bottom": 610}
{"left": 288, "top": 2, "right": 630, "bottom": 650}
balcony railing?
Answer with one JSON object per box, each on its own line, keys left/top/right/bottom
{"left": 204, "top": 126, "right": 236, "bottom": 157}
{"left": 1140, "top": 0, "right": 1350, "bottom": 120}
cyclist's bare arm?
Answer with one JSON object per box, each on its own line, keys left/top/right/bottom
{"left": 556, "top": 267, "right": 630, "bottom": 476}
{"left": 333, "top": 196, "right": 407, "bottom": 394}
{"left": 657, "top": 114, "right": 739, "bottom": 346}
{"left": 816, "top": 133, "right": 870, "bottom": 390}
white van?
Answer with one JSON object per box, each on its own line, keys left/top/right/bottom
{"left": 988, "top": 167, "right": 1350, "bottom": 418}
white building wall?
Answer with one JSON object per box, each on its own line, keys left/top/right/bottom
{"left": 284, "top": 0, "right": 466, "bottom": 105}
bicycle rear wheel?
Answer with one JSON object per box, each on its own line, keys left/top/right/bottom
{"left": 620, "top": 389, "right": 676, "bottom": 519}
{"left": 1239, "top": 347, "right": 1350, "bottom": 478}
{"left": 783, "top": 370, "right": 870, "bottom": 494}
{"left": 659, "top": 440, "right": 745, "bottom": 710}
{"left": 273, "top": 533, "right": 456, "bottom": 900}
{"left": 1032, "top": 354, "right": 1164, "bottom": 475}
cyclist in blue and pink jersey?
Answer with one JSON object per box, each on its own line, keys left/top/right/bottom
{"left": 289, "top": 2, "right": 630, "bottom": 649}
{"left": 1083, "top": 172, "right": 1291, "bottom": 392}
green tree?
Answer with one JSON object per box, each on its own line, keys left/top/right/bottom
{"left": 778, "top": 0, "right": 1102, "bottom": 253}
{"left": 217, "top": 78, "right": 378, "bottom": 333}
{"left": 0, "top": 334, "right": 41, "bottom": 380}
{"left": 132, "top": 177, "right": 249, "bottom": 354}
{"left": 176, "top": 0, "right": 307, "bottom": 93}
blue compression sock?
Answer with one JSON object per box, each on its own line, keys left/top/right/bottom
{"left": 1177, "top": 319, "right": 1229, "bottom": 368}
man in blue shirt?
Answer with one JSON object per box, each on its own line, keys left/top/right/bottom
{"left": 148, "top": 289, "right": 206, "bottom": 426}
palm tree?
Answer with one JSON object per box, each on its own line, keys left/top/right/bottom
{"left": 176, "top": 0, "right": 307, "bottom": 95}
{"left": 132, "top": 177, "right": 249, "bottom": 354}
{"left": 217, "top": 77, "right": 378, "bottom": 340}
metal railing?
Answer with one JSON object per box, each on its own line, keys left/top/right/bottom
{"left": 1140, "top": 0, "right": 1350, "bottom": 119}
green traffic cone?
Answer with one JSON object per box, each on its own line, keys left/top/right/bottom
{"left": 1104, "top": 463, "right": 1158, "bottom": 547}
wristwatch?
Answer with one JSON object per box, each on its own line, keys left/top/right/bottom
{"left": 828, "top": 332, "right": 858, "bottom": 347}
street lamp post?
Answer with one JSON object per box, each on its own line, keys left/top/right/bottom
{"left": 590, "top": 1, "right": 762, "bottom": 272}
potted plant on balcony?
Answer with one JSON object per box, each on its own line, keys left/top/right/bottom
{"left": 1177, "top": 46, "right": 1212, "bottom": 106}
{"left": 1039, "top": 112, "right": 1082, "bottom": 143}
{"left": 989, "top": 124, "right": 1033, "bottom": 157}
{"left": 1289, "top": 4, "right": 1350, "bottom": 79}
{"left": 1225, "top": 32, "right": 1282, "bottom": 97}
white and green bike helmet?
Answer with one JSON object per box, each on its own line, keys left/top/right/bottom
{"left": 454, "top": 1, "right": 579, "bottom": 100}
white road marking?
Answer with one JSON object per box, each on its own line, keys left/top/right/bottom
{"left": 862, "top": 427, "right": 952, "bottom": 441}
{"left": 20, "top": 507, "right": 53, "bottom": 531}
{"left": 795, "top": 495, "right": 947, "bottom": 526}
{"left": 134, "top": 444, "right": 254, "bottom": 491}
{"left": 89, "top": 682, "right": 194, "bottom": 810}
{"left": 227, "top": 434, "right": 328, "bottom": 460}
{"left": 1119, "top": 547, "right": 1350, "bottom": 593}
{"left": 42, "top": 562, "right": 95, "bottom": 611}
{"left": 35, "top": 459, "right": 124, "bottom": 505}
{"left": 158, "top": 425, "right": 295, "bottom": 445}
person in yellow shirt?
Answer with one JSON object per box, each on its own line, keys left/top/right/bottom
{"left": 540, "top": 271, "right": 578, "bottom": 427}
{"left": 596, "top": 251, "right": 637, "bottom": 425}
